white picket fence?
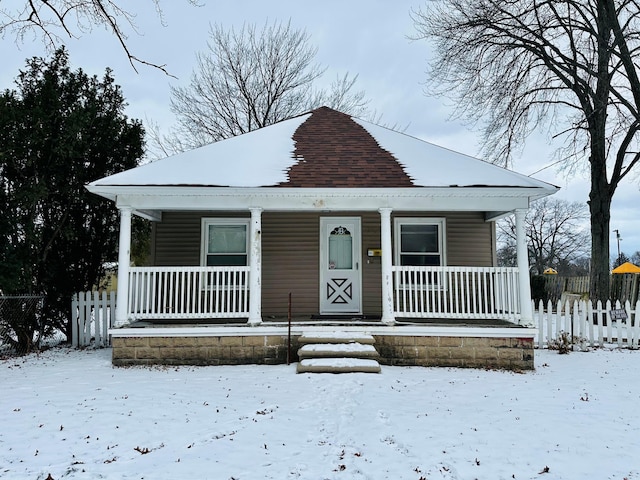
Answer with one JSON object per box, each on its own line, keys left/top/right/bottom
{"left": 533, "top": 299, "right": 640, "bottom": 349}
{"left": 71, "top": 291, "right": 115, "bottom": 347}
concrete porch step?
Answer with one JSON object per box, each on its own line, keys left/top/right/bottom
{"left": 298, "top": 342, "right": 379, "bottom": 359}
{"left": 297, "top": 358, "right": 382, "bottom": 374}
{"left": 296, "top": 331, "right": 381, "bottom": 374}
{"left": 297, "top": 331, "right": 375, "bottom": 345}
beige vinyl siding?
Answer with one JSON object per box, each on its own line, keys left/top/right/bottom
{"left": 360, "top": 213, "right": 382, "bottom": 315}
{"left": 152, "top": 211, "right": 201, "bottom": 266}
{"left": 444, "top": 212, "right": 494, "bottom": 267}
{"left": 261, "top": 212, "right": 319, "bottom": 317}
{"left": 151, "top": 210, "right": 494, "bottom": 317}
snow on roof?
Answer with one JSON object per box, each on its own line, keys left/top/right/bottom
{"left": 90, "top": 113, "right": 311, "bottom": 188}
{"left": 353, "top": 118, "right": 553, "bottom": 189}
{"left": 88, "top": 107, "right": 557, "bottom": 192}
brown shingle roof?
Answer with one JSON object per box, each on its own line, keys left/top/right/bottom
{"left": 280, "top": 107, "right": 414, "bottom": 187}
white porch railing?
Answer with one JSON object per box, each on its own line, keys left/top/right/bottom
{"left": 392, "top": 266, "right": 521, "bottom": 321}
{"left": 125, "top": 266, "right": 520, "bottom": 322}
{"left": 128, "top": 266, "right": 250, "bottom": 320}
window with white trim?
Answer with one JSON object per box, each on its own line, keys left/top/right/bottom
{"left": 201, "top": 218, "right": 250, "bottom": 266}
{"left": 394, "top": 218, "right": 446, "bottom": 266}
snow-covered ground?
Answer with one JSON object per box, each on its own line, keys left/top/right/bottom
{"left": 1, "top": 346, "right": 639, "bottom": 480}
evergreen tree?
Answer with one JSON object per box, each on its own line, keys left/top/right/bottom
{"left": 0, "top": 48, "right": 145, "bottom": 349}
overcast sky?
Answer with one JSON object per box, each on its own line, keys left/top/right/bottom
{"left": 2, "top": 0, "right": 639, "bottom": 256}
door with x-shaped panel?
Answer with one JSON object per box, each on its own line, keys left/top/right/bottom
{"left": 319, "top": 217, "right": 362, "bottom": 314}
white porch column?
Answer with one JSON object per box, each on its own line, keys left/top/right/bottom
{"left": 515, "top": 208, "right": 533, "bottom": 326}
{"left": 114, "top": 207, "right": 132, "bottom": 327}
{"left": 248, "top": 207, "right": 263, "bottom": 325}
{"left": 379, "top": 208, "right": 395, "bottom": 324}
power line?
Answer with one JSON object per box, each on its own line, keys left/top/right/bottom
{"left": 527, "top": 158, "right": 565, "bottom": 177}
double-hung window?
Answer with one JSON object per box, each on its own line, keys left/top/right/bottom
{"left": 394, "top": 218, "right": 446, "bottom": 288}
{"left": 201, "top": 218, "right": 250, "bottom": 266}
{"left": 394, "top": 218, "right": 445, "bottom": 267}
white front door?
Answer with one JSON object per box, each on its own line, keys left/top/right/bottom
{"left": 319, "top": 217, "right": 362, "bottom": 314}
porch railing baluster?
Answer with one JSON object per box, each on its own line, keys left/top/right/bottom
{"left": 391, "top": 266, "right": 521, "bottom": 321}
{"left": 127, "top": 266, "right": 251, "bottom": 320}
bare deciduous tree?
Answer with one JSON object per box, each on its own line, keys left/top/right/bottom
{"left": 413, "top": 0, "right": 640, "bottom": 301}
{"left": 497, "top": 198, "right": 591, "bottom": 275}
{"left": 1, "top": 1, "right": 198, "bottom": 74}
{"left": 160, "top": 20, "right": 369, "bottom": 152}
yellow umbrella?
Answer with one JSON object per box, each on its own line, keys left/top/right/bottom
{"left": 543, "top": 267, "right": 558, "bottom": 275}
{"left": 611, "top": 262, "right": 640, "bottom": 274}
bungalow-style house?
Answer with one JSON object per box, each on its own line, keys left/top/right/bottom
{"left": 87, "top": 107, "right": 558, "bottom": 370}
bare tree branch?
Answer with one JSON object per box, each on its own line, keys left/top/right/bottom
{"left": 160, "top": 20, "right": 370, "bottom": 152}
{"left": 1, "top": 1, "right": 199, "bottom": 74}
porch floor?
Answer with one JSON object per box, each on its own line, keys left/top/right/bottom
{"left": 126, "top": 316, "right": 522, "bottom": 329}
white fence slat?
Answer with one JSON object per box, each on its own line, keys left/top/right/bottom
{"left": 595, "top": 300, "right": 603, "bottom": 346}
{"left": 109, "top": 291, "right": 116, "bottom": 337}
{"left": 615, "top": 300, "right": 623, "bottom": 348}
{"left": 536, "top": 300, "right": 544, "bottom": 346}
{"left": 93, "top": 291, "right": 102, "bottom": 346}
{"left": 71, "top": 294, "right": 79, "bottom": 347}
{"left": 632, "top": 300, "right": 640, "bottom": 347}
{"left": 628, "top": 301, "right": 634, "bottom": 347}
{"left": 101, "top": 292, "right": 108, "bottom": 344}
{"left": 587, "top": 301, "right": 595, "bottom": 348}
{"left": 83, "top": 291, "right": 92, "bottom": 346}
{"left": 545, "top": 300, "right": 552, "bottom": 346}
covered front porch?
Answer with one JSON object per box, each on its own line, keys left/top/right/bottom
{"left": 107, "top": 205, "right": 536, "bottom": 371}
{"left": 112, "top": 205, "right": 533, "bottom": 328}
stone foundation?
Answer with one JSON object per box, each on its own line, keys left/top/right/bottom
{"left": 374, "top": 335, "right": 534, "bottom": 370}
{"left": 111, "top": 335, "right": 297, "bottom": 366}
{"left": 111, "top": 333, "right": 534, "bottom": 370}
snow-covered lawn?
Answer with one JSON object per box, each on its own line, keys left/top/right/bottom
{"left": 1, "top": 346, "right": 639, "bottom": 480}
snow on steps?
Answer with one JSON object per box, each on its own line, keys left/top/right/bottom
{"left": 298, "top": 343, "right": 379, "bottom": 358}
{"left": 297, "top": 358, "right": 382, "bottom": 374}
{"left": 296, "top": 331, "right": 381, "bottom": 374}
{"left": 297, "top": 331, "right": 375, "bottom": 345}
